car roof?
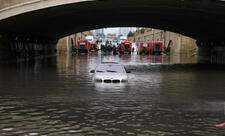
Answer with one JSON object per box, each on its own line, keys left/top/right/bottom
{"left": 96, "top": 64, "right": 126, "bottom": 72}
{"left": 98, "top": 63, "right": 123, "bottom": 67}
{"left": 100, "top": 62, "right": 121, "bottom": 66}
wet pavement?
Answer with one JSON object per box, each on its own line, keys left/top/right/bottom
{"left": 0, "top": 53, "right": 224, "bottom": 136}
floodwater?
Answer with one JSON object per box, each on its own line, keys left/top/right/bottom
{"left": 0, "top": 53, "right": 224, "bottom": 136}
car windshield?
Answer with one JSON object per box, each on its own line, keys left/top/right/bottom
{"left": 96, "top": 65, "right": 125, "bottom": 73}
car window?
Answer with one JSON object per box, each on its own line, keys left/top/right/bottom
{"left": 96, "top": 65, "right": 125, "bottom": 73}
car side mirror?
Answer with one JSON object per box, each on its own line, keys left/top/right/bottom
{"left": 90, "top": 70, "right": 95, "bottom": 73}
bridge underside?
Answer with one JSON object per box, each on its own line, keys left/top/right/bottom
{"left": 0, "top": 0, "right": 225, "bottom": 42}
{"left": 0, "top": 0, "right": 225, "bottom": 62}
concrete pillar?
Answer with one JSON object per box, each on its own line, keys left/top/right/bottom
{"left": 66, "top": 37, "right": 69, "bottom": 53}
{"left": 0, "top": 34, "right": 57, "bottom": 62}
{"left": 197, "top": 40, "right": 225, "bottom": 64}
{"left": 0, "top": 35, "right": 16, "bottom": 61}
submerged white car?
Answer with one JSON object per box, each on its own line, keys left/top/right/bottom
{"left": 91, "top": 63, "right": 130, "bottom": 83}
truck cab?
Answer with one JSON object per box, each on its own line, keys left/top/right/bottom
{"left": 77, "top": 39, "right": 89, "bottom": 53}
{"left": 119, "top": 36, "right": 127, "bottom": 44}
{"left": 137, "top": 42, "right": 147, "bottom": 55}
{"left": 121, "top": 40, "right": 132, "bottom": 54}
{"left": 89, "top": 42, "right": 98, "bottom": 52}
{"left": 153, "top": 41, "right": 163, "bottom": 55}
{"left": 85, "top": 36, "right": 94, "bottom": 43}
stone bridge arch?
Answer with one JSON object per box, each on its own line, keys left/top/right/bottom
{"left": 0, "top": 0, "right": 224, "bottom": 40}
{"left": 0, "top": 0, "right": 225, "bottom": 61}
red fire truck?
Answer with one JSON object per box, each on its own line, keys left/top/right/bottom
{"left": 147, "top": 41, "right": 154, "bottom": 54}
{"left": 152, "top": 41, "right": 163, "bottom": 55}
{"left": 89, "top": 42, "right": 98, "bottom": 52}
{"left": 138, "top": 41, "right": 163, "bottom": 55}
{"left": 120, "top": 40, "right": 132, "bottom": 54}
{"left": 77, "top": 39, "right": 89, "bottom": 53}
{"left": 137, "top": 42, "right": 147, "bottom": 55}
{"left": 137, "top": 42, "right": 143, "bottom": 55}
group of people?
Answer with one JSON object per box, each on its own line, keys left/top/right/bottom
{"left": 100, "top": 40, "right": 118, "bottom": 55}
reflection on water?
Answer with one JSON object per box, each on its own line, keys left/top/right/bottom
{"left": 94, "top": 82, "right": 128, "bottom": 92}
{"left": 0, "top": 53, "right": 224, "bottom": 136}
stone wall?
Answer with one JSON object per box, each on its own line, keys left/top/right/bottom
{"left": 57, "top": 37, "right": 68, "bottom": 54}
{"left": 0, "top": 34, "right": 57, "bottom": 62}
{"left": 134, "top": 29, "right": 198, "bottom": 56}
{"left": 0, "top": 0, "right": 32, "bottom": 9}
{"left": 56, "top": 31, "right": 93, "bottom": 54}
{"left": 135, "top": 29, "right": 164, "bottom": 42}
{"left": 180, "top": 36, "right": 198, "bottom": 57}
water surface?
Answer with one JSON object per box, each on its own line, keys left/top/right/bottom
{"left": 0, "top": 54, "right": 224, "bottom": 136}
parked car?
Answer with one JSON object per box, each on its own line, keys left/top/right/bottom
{"left": 90, "top": 63, "right": 130, "bottom": 83}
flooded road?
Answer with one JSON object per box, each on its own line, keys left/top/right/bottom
{"left": 0, "top": 53, "right": 224, "bottom": 136}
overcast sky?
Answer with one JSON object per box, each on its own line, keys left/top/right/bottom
{"left": 104, "top": 28, "right": 120, "bottom": 35}
{"left": 103, "top": 27, "right": 137, "bottom": 35}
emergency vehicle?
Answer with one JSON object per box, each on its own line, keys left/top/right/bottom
{"left": 120, "top": 40, "right": 132, "bottom": 54}
{"left": 147, "top": 41, "right": 154, "bottom": 54}
{"left": 152, "top": 41, "right": 163, "bottom": 55}
{"left": 77, "top": 39, "right": 89, "bottom": 53}
{"left": 137, "top": 42, "right": 147, "bottom": 55}
{"left": 89, "top": 42, "right": 98, "bottom": 52}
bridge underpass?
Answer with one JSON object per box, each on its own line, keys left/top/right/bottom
{"left": 0, "top": 0, "right": 225, "bottom": 62}
{"left": 0, "top": 1, "right": 225, "bottom": 135}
